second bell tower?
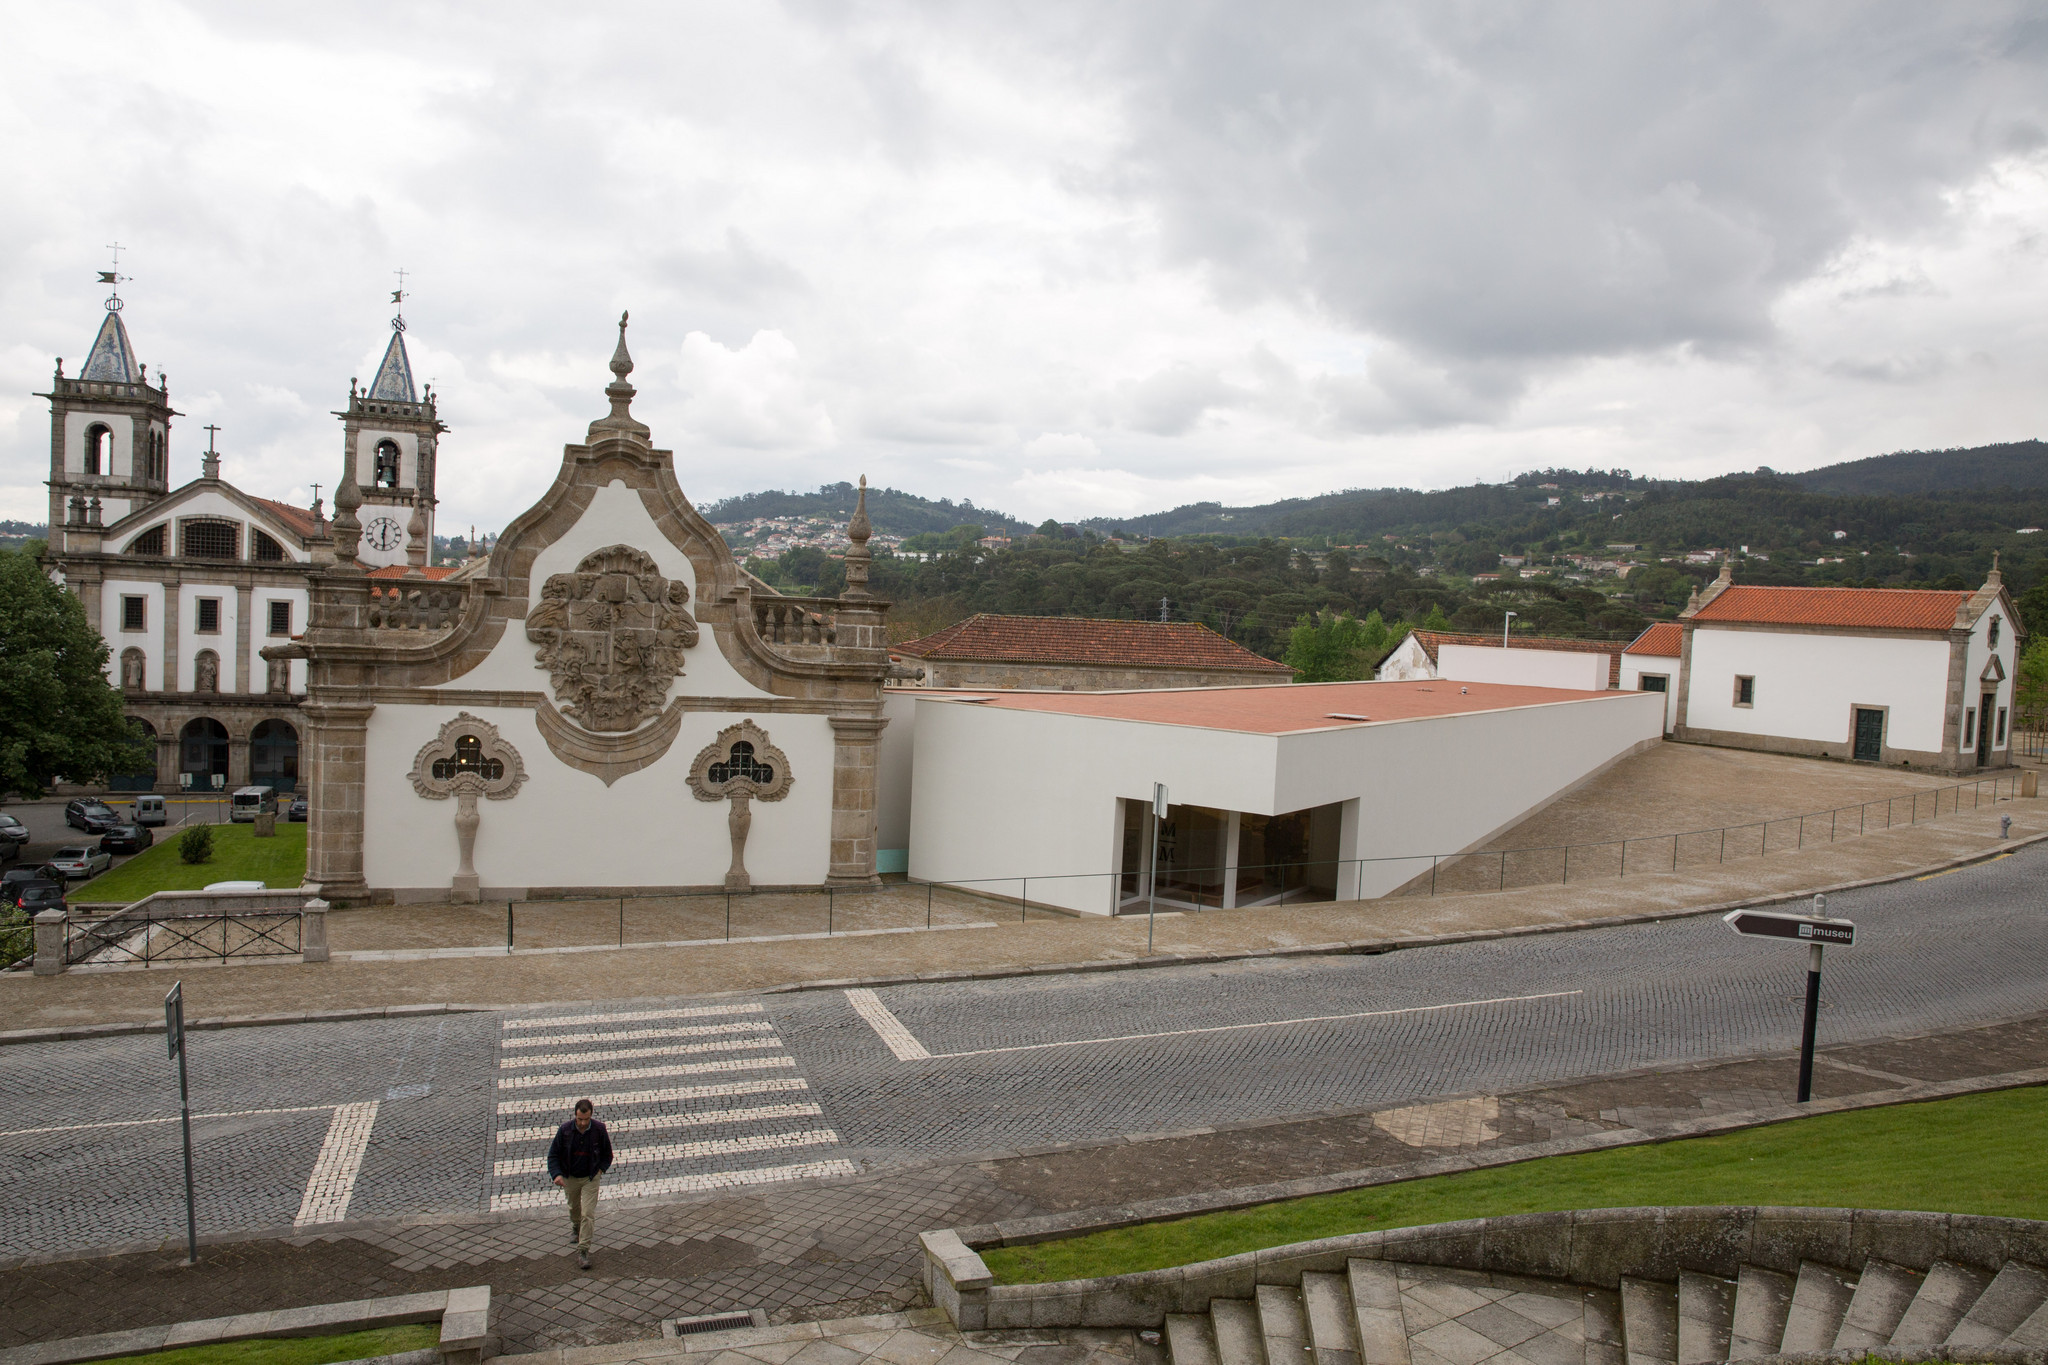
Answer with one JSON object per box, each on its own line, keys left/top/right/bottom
{"left": 338, "top": 293, "right": 446, "bottom": 569}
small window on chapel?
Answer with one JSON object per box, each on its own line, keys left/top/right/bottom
{"left": 1990, "top": 617, "right": 2001, "bottom": 649}
{"left": 122, "top": 596, "right": 147, "bottom": 631}
{"left": 430, "top": 734, "right": 505, "bottom": 782}
{"left": 1734, "top": 675, "right": 1755, "bottom": 707}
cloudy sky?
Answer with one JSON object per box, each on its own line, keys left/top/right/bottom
{"left": 3, "top": 2, "right": 2046, "bottom": 530}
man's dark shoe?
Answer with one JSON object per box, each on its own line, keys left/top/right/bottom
{"left": 578, "top": 1250, "right": 592, "bottom": 1270}
{"left": 569, "top": 1223, "right": 579, "bottom": 1244}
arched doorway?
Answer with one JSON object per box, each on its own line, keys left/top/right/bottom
{"left": 179, "top": 718, "right": 230, "bottom": 789}
{"left": 250, "top": 719, "right": 300, "bottom": 792}
{"left": 111, "top": 718, "right": 160, "bottom": 792}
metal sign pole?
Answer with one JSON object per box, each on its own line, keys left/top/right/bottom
{"left": 1797, "top": 943, "right": 1823, "bottom": 1103}
{"left": 165, "top": 981, "right": 197, "bottom": 1264}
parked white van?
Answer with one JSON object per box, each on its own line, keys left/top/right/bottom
{"left": 134, "top": 794, "right": 167, "bottom": 827}
{"left": 230, "top": 786, "right": 274, "bottom": 823}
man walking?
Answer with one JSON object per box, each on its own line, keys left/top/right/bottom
{"left": 548, "top": 1098, "right": 613, "bottom": 1269}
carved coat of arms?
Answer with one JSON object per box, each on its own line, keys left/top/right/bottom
{"left": 526, "top": 545, "right": 700, "bottom": 731}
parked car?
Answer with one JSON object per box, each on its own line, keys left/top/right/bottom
{"left": 14, "top": 880, "right": 67, "bottom": 916}
{"left": 287, "top": 796, "right": 308, "bottom": 822}
{"left": 49, "top": 846, "right": 113, "bottom": 880}
{"left": 64, "top": 799, "right": 122, "bottom": 834}
{"left": 99, "top": 824, "right": 154, "bottom": 854}
{"left": 134, "top": 794, "right": 168, "bottom": 826}
{"left": 0, "top": 812, "right": 28, "bottom": 845}
{"left": 4, "top": 867, "right": 64, "bottom": 909}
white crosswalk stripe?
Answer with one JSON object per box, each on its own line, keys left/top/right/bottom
{"left": 488, "top": 1003, "right": 851, "bottom": 1213}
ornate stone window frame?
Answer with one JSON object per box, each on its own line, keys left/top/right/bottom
{"left": 687, "top": 720, "right": 793, "bottom": 891}
{"left": 410, "top": 712, "right": 528, "bottom": 901}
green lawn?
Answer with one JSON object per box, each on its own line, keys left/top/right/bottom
{"left": 73, "top": 822, "right": 307, "bottom": 903}
{"left": 90, "top": 1325, "right": 438, "bottom": 1365}
{"left": 985, "top": 1087, "right": 2048, "bottom": 1285}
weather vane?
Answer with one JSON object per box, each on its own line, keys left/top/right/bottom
{"left": 390, "top": 267, "right": 409, "bottom": 332}
{"left": 99, "top": 242, "right": 128, "bottom": 312}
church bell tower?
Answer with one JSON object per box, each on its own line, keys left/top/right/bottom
{"left": 338, "top": 286, "right": 445, "bottom": 569}
{"left": 41, "top": 262, "right": 175, "bottom": 553}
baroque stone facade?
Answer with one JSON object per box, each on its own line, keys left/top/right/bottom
{"left": 274, "top": 316, "right": 896, "bottom": 903}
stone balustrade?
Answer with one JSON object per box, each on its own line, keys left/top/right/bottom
{"left": 755, "top": 596, "right": 841, "bottom": 647}
{"left": 367, "top": 580, "right": 468, "bottom": 631}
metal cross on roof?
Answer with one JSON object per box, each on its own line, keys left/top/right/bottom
{"left": 203, "top": 424, "right": 221, "bottom": 453}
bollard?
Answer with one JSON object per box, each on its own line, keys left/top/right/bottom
{"left": 2001, "top": 814, "right": 2012, "bottom": 840}
{"left": 2025, "top": 770, "right": 2039, "bottom": 799}
{"left": 301, "top": 898, "right": 330, "bottom": 963}
{"left": 32, "top": 909, "right": 67, "bottom": 976}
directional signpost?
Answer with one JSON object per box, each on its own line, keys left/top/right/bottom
{"left": 165, "top": 980, "right": 198, "bottom": 1263}
{"left": 1724, "top": 894, "right": 1855, "bottom": 1103}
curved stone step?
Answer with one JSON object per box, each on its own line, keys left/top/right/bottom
{"left": 2006, "top": 1295, "right": 2048, "bottom": 1351}
{"left": 1832, "top": 1259, "right": 1923, "bottom": 1351}
{"left": 1303, "top": 1271, "right": 1361, "bottom": 1365}
{"left": 1778, "top": 1263, "right": 1858, "bottom": 1355}
{"left": 1213, "top": 1298, "right": 1270, "bottom": 1365}
{"left": 1676, "top": 1272, "right": 1735, "bottom": 1365}
{"left": 1620, "top": 1278, "right": 1678, "bottom": 1365}
{"left": 1257, "top": 1284, "right": 1314, "bottom": 1365}
{"left": 1889, "top": 1259, "right": 1994, "bottom": 1347}
{"left": 1727, "top": 1266, "right": 1795, "bottom": 1362}
{"left": 1345, "top": 1261, "right": 1409, "bottom": 1365}
{"left": 1948, "top": 1261, "right": 2048, "bottom": 1351}
{"left": 1169, "top": 1313, "right": 1223, "bottom": 1365}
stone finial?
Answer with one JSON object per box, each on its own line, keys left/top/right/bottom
{"left": 332, "top": 455, "right": 364, "bottom": 566}
{"left": 1988, "top": 551, "right": 2002, "bottom": 588}
{"left": 1716, "top": 557, "right": 1733, "bottom": 585}
{"left": 404, "top": 490, "right": 429, "bottom": 574}
{"left": 842, "top": 475, "right": 873, "bottom": 597}
{"left": 588, "top": 310, "right": 651, "bottom": 440}
{"left": 54, "top": 358, "right": 63, "bottom": 379}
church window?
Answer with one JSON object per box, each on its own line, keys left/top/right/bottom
{"left": 374, "top": 439, "right": 402, "bottom": 488}
{"left": 707, "top": 740, "right": 775, "bottom": 786}
{"left": 268, "top": 600, "right": 292, "bottom": 636}
{"left": 181, "top": 519, "right": 239, "bottom": 559}
{"left": 127, "top": 526, "right": 165, "bottom": 556}
{"left": 1990, "top": 617, "right": 2001, "bottom": 650}
{"left": 252, "top": 530, "right": 286, "bottom": 561}
{"left": 122, "top": 596, "right": 147, "bottom": 631}
{"left": 84, "top": 424, "right": 113, "bottom": 476}
{"left": 430, "top": 734, "right": 505, "bottom": 782}
{"left": 195, "top": 598, "right": 221, "bottom": 634}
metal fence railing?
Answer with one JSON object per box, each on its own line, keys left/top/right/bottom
{"left": 67, "top": 910, "right": 302, "bottom": 966}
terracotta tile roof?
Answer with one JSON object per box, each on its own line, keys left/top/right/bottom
{"left": 250, "top": 497, "right": 321, "bottom": 541}
{"left": 1689, "top": 585, "right": 1969, "bottom": 631}
{"left": 893, "top": 613, "right": 1291, "bottom": 673}
{"left": 1624, "top": 622, "right": 1684, "bottom": 658}
{"left": 909, "top": 679, "right": 1641, "bottom": 735}
{"left": 368, "top": 564, "right": 460, "bottom": 583}
{"left": 1405, "top": 629, "right": 1624, "bottom": 688}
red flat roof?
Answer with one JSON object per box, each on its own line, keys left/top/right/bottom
{"left": 908, "top": 678, "right": 1628, "bottom": 735}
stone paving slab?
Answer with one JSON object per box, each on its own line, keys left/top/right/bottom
{"left": 4, "top": 796, "right": 2038, "bottom": 1036}
{"left": 1, "top": 1011, "right": 2039, "bottom": 1360}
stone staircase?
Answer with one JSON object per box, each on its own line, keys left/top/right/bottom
{"left": 1160, "top": 1256, "right": 2048, "bottom": 1365}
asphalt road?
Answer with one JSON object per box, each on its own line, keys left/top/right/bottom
{"left": 3, "top": 841, "right": 2044, "bottom": 1257}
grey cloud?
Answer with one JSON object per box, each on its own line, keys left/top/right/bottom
{"left": 1121, "top": 361, "right": 1239, "bottom": 434}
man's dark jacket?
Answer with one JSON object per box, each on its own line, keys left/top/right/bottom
{"left": 547, "top": 1119, "right": 614, "bottom": 1180}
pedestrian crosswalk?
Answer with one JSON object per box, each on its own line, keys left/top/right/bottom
{"left": 487, "top": 1002, "right": 855, "bottom": 1212}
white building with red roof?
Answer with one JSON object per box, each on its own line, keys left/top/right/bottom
{"left": 1619, "top": 622, "right": 1684, "bottom": 733}
{"left": 1670, "top": 562, "right": 2021, "bottom": 771}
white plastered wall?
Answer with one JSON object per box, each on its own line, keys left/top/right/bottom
{"left": 877, "top": 689, "right": 918, "bottom": 856}
{"left": 362, "top": 704, "right": 837, "bottom": 894}
{"left": 1374, "top": 635, "right": 1435, "bottom": 680}
{"left": 1683, "top": 628, "right": 1952, "bottom": 753}
{"left": 250, "top": 587, "right": 311, "bottom": 694}
{"left": 1619, "top": 652, "right": 1679, "bottom": 733}
{"left": 1439, "top": 643, "right": 1607, "bottom": 690}
{"left": 906, "top": 689, "right": 1664, "bottom": 914}
{"left": 104, "top": 578, "right": 166, "bottom": 690}
{"left": 1957, "top": 604, "right": 2016, "bottom": 759}
{"left": 176, "top": 581, "right": 239, "bottom": 692}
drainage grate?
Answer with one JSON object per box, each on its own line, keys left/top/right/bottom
{"left": 662, "top": 1311, "right": 767, "bottom": 1339}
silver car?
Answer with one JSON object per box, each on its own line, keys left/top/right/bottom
{"left": 49, "top": 846, "right": 113, "bottom": 880}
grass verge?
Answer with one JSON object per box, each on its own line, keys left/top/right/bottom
{"left": 90, "top": 1324, "right": 438, "bottom": 1365}
{"left": 983, "top": 1086, "right": 2048, "bottom": 1285}
{"left": 74, "top": 823, "right": 307, "bottom": 903}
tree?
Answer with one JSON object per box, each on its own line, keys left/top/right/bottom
{"left": 0, "top": 545, "right": 150, "bottom": 796}
{"left": 1283, "top": 610, "right": 1407, "bottom": 682}
{"left": 1419, "top": 602, "right": 1453, "bottom": 632}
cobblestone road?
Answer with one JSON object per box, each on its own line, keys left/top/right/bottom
{"left": 4, "top": 842, "right": 2044, "bottom": 1258}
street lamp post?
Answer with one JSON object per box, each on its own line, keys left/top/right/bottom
{"left": 1503, "top": 610, "right": 1518, "bottom": 647}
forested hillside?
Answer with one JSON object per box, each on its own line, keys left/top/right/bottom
{"left": 1792, "top": 439, "right": 2048, "bottom": 496}
{"left": 700, "top": 482, "right": 1031, "bottom": 537}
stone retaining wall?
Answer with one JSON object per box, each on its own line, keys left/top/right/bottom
{"left": 921, "top": 1207, "right": 2048, "bottom": 1332}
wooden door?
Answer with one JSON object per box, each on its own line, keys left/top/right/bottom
{"left": 1853, "top": 708, "right": 1883, "bottom": 763}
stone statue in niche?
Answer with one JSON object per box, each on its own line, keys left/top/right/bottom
{"left": 687, "top": 721, "right": 793, "bottom": 891}
{"left": 266, "top": 656, "right": 290, "bottom": 694}
{"left": 193, "top": 650, "right": 218, "bottom": 694}
{"left": 409, "top": 713, "right": 528, "bottom": 901}
{"left": 121, "top": 648, "right": 145, "bottom": 692}
{"left": 525, "top": 544, "right": 699, "bottom": 733}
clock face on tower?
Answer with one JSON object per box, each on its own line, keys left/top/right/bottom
{"left": 364, "top": 515, "right": 404, "bottom": 551}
